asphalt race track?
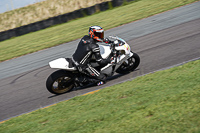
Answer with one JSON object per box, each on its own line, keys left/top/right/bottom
{"left": 0, "top": 2, "right": 200, "bottom": 122}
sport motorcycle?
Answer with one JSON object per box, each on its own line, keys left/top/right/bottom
{"left": 46, "top": 36, "right": 140, "bottom": 94}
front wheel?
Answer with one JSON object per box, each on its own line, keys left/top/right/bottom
{"left": 46, "top": 70, "right": 75, "bottom": 95}
{"left": 116, "top": 52, "right": 140, "bottom": 74}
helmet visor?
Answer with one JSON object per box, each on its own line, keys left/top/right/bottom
{"left": 94, "top": 32, "right": 104, "bottom": 39}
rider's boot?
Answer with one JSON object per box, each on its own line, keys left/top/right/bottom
{"left": 97, "top": 81, "right": 105, "bottom": 86}
{"left": 87, "top": 75, "right": 106, "bottom": 86}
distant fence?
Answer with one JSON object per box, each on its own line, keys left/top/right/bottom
{"left": 0, "top": 0, "right": 135, "bottom": 42}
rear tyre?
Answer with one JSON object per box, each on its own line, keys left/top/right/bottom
{"left": 46, "top": 70, "right": 75, "bottom": 95}
{"left": 116, "top": 52, "right": 140, "bottom": 74}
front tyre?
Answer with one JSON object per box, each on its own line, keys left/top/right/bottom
{"left": 116, "top": 52, "right": 140, "bottom": 74}
{"left": 46, "top": 70, "right": 75, "bottom": 95}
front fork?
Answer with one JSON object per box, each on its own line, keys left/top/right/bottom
{"left": 124, "top": 51, "right": 134, "bottom": 64}
{"left": 113, "top": 51, "right": 134, "bottom": 69}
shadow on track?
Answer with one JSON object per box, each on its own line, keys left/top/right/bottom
{"left": 47, "top": 68, "right": 140, "bottom": 98}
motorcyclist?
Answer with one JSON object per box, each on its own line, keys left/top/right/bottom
{"left": 72, "top": 26, "right": 113, "bottom": 86}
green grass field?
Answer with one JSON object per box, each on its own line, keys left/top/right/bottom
{"left": 0, "top": 0, "right": 110, "bottom": 32}
{"left": 0, "top": 59, "right": 199, "bottom": 132}
{"left": 0, "top": 0, "right": 198, "bottom": 62}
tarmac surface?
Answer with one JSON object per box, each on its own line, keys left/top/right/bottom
{"left": 0, "top": 1, "right": 200, "bottom": 122}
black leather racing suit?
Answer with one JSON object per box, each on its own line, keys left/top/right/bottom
{"left": 72, "top": 35, "right": 111, "bottom": 83}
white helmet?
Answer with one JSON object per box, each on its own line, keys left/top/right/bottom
{"left": 88, "top": 26, "right": 104, "bottom": 42}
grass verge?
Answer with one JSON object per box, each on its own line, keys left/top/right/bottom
{"left": 0, "top": 0, "right": 199, "bottom": 62}
{"left": 0, "top": 59, "right": 200, "bottom": 132}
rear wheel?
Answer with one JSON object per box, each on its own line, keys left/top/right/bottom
{"left": 116, "top": 52, "right": 140, "bottom": 74}
{"left": 46, "top": 70, "right": 75, "bottom": 95}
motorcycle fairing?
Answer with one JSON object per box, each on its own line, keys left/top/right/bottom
{"left": 99, "top": 44, "right": 111, "bottom": 59}
{"left": 101, "top": 54, "right": 127, "bottom": 76}
{"left": 115, "top": 43, "right": 131, "bottom": 55}
{"left": 49, "top": 58, "right": 77, "bottom": 71}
